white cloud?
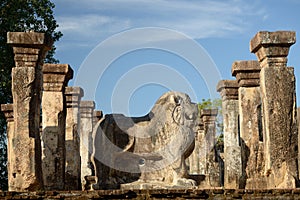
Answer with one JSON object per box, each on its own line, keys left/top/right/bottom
{"left": 53, "top": 0, "right": 265, "bottom": 49}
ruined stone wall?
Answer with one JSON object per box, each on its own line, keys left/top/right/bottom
{"left": 1, "top": 30, "right": 299, "bottom": 192}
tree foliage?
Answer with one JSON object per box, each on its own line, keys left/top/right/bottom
{"left": 198, "top": 98, "right": 223, "bottom": 134}
{"left": 198, "top": 98, "right": 223, "bottom": 152}
{"left": 0, "top": 0, "right": 62, "bottom": 190}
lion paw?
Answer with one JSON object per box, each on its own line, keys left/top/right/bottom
{"left": 175, "top": 178, "right": 197, "bottom": 187}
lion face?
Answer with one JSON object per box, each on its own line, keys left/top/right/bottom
{"left": 152, "top": 91, "right": 198, "bottom": 131}
{"left": 150, "top": 91, "right": 199, "bottom": 159}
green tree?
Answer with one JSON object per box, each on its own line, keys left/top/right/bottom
{"left": 0, "top": 0, "right": 62, "bottom": 190}
{"left": 198, "top": 98, "right": 223, "bottom": 134}
{"left": 198, "top": 98, "right": 223, "bottom": 151}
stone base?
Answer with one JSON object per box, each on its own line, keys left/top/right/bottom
{"left": 121, "top": 175, "right": 213, "bottom": 190}
{"left": 246, "top": 177, "right": 267, "bottom": 189}
{"left": 121, "top": 181, "right": 170, "bottom": 190}
{"left": 4, "top": 189, "right": 300, "bottom": 199}
{"left": 121, "top": 179, "right": 199, "bottom": 190}
{"left": 121, "top": 182, "right": 196, "bottom": 190}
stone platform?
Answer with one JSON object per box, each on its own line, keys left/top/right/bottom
{"left": 1, "top": 189, "right": 300, "bottom": 199}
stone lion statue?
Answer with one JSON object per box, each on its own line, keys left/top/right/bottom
{"left": 91, "top": 91, "right": 199, "bottom": 189}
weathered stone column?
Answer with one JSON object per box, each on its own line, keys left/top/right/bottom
{"left": 7, "top": 32, "right": 52, "bottom": 191}
{"left": 93, "top": 110, "right": 103, "bottom": 127}
{"left": 200, "top": 109, "right": 219, "bottom": 186}
{"left": 188, "top": 116, "right": 204, "bottom": 175}
{"left": 197, "top": 119, "right": 206, "bottom": 174}
{"left": 298, "top": 108, "right": 300, "bottom": 133}
{"left": 250, "top": 31, "right": 298, "bottom": 188}
{"left": 41, "top": 64, "right": 73, "bottom": 190}
{"left": 298, "top": 107, "right": 300, "bottom": 179}
{"left": 65, "top": 86, "right": 84, "bottom": 190}
{"left": 232, "top": 60, "right": 264, "bottom": 189}
{"left": 201, "top": 109, "right": 218, "bottom": 161}
{"left": 217, "top": 80, "right": 241, "bottom": 189}
{"left": 80, "top": 101, "right": 95, "bottom": 189}
{"left": 0, "top": 104, "right": 14, "bottom": 191}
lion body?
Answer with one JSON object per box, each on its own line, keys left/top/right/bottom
{"left": 91, "top": 91, "right": 199, "bottom": 189}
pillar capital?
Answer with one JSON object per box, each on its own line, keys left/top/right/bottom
{"left": 93, "top": 110, "right": 103, "bottom": 121}
{"left": 1, "top": 104, "right": 14, "bottom": 122}
{"left": 200, "top": 109, "right": 218, "bottom": 124}
{"left": 65, "top": 87, "right": 84, "bottom": 108}
{"left": 231, "top": 60, "right": 261, "bottom": 87}
{"left": 217, "top": 80, "right": 239, "bottom": 100}
{"left": 42, "top": 64, "right": 74, "bottom": 91}
{"left": 7, "top": 32, "right": 53, "bottom": 67}
{"left": 250, "top": 31, "right": 295, "bottom": 67}
{"left": 80, "top": 101, "right": 95, "bottom": 119}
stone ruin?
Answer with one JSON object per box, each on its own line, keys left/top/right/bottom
{"left": 218, "top": 31, "right": 299, "bottom": 189}
{"left": 0, "top": 30, "right": 299, "bottom": 192}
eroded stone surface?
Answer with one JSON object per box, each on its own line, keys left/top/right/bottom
{"left": 4, "top": 189, "right": 300, "bottom": 199}
{"left": 8, "top": 32, "right": 52, "bottom": 191}
{"left": 250, "top": 31, "right": 295, "bottom": 67}
{"left": 297, "top": 107, "right": 300, "bottom": 177}
{"left": 0, "top": 104, "right": 14, "bottom": 191}
{"left": 298, "top": 107, "right": 300, "bottom": 179}
{"left": 80, "top": 101, "right": 95, "bottom": 190}
{"left": 231, "top": 60, "right": 264, "bottom": 189}
{"left": 251, "top": 31, "right": 298, "bottom": 188}
{"left": 187, "top": 117, "right": 205, "bottom": 175}
{"left": 216, "top": 80, "right": 239, "bottom": 101}
{"left": 239, "top": 86, "right": 264, "bottom": 189}
{"left": 93, "top": 110, "right": 103, "bottom": 128}
{"left": 217, "top": 80, "right": 242, "bottom": 189}
{"left": 65, "top": 87, "right": 84, "bottom": 190}
{"left": 41, "top": 64, "right": 73, "bottom": 190}
{"left": 298, "top": 108, "right": 300, "bottom": 133}
{"left": 232, "top": 60, "right": 261, "bottom": 87}
{"left": 91, "top": 92, "right": 198, "bottom": 189}
{"left": 259, "top": 66, "right": 298, "bottom": 188}
{"left": 3, "top": 30, "right": 300, "bottom": 192}
{"left": 198, "top": 109, "right": 221, "bottom": 187}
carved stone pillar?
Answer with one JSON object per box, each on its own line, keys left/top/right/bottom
{"left": 7, "top": 32, "right": 52, "bottom": 191}
{"left": 217, "top": 80, "right": 241, "bottom": 189}
{"left": 93, "top": 110, "right": 103, "bottom": 127}
{"left": 250, "top": 31, "right": 298, "bottom": 188}
{"left": 201, "top": 109, "right": 218, "bottom": 160}
{"left": 0, "top": 104, "right": 14, "bottom": 191}
{"left": 41, "top": 64, "right": 73, "bottom": 190}
{"left": 298, "top": 108, "right": 300, "bottom": 134}
{"left": 188, "top": 115, "right": 203, "bottom": 175}
{"left": 200, "top": 109, "right": 219, "bottom": 186}
{"left": 65, "top": 86, "right": 84, "bottom": 190}
{"left": 197, "top": 119, "right": 206, "bottom": 174}
{"left": 298, "top": 107, "right": 300, "bottom": 179}
{"left": 80, "top": 101, "right": 95, "bottom": 189}
{"left": 232, "top": 60, "right": 264, "bottom": 189}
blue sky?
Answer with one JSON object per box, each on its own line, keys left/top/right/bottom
{"left": 52, "top": 0, "right": 300, "bottom": 116}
